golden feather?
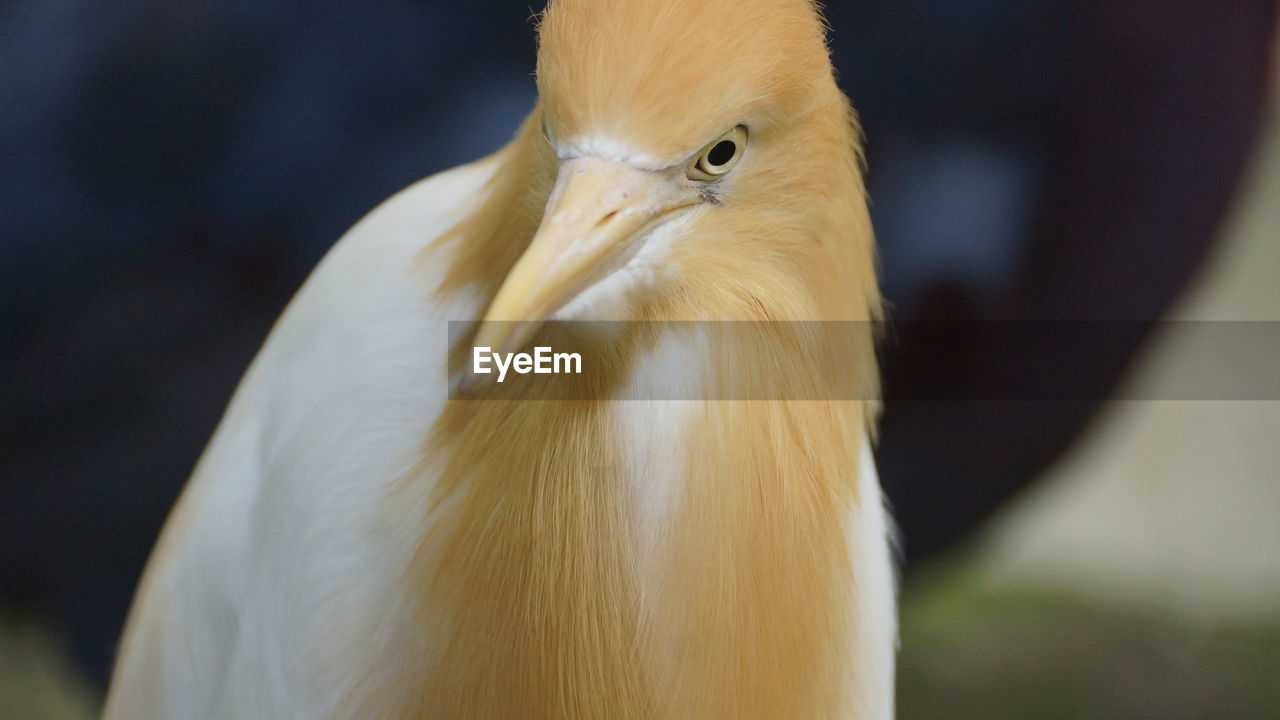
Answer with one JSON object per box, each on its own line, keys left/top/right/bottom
{"left": 401, "top": 1, "right": 885, "bottom": 717}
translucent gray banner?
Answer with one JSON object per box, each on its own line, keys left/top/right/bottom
{"left": 446, "top": 321, "right": 1280, "bottom": 401}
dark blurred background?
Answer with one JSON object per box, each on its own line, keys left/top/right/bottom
{"left": 2, "top": 1, "right": 1278, "bottom": 717}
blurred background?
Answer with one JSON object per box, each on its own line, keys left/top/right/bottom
{"left": 2, "top": 0, "right": 1278, "bottom": 717}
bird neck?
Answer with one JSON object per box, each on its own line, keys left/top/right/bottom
{"left": 401, "top": 108, "right": 881, "bottom": 719}
{"left": 408, "top": 383, "right": 871, "bottom": 720}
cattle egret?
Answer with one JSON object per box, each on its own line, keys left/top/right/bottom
{"left": 105, "top": 0, "right": 895, "bottom": 718}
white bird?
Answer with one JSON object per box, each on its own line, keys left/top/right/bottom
{"left": 105, "top": 0, "right": 897, "bottom": 718}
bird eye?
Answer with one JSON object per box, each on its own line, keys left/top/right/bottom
{"left": 689, "top": 126, "right": 747, "bottom": 180}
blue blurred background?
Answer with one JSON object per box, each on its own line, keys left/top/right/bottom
{"left": 2, "top": 1, "right": 1278, "bottom": 716}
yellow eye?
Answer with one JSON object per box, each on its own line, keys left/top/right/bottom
{"left": 689, "top": 126, "right": 747, "bottom": 180}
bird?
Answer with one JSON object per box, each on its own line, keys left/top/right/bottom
{"left": 103, "top": 0, "right": 895, "bottom": 718}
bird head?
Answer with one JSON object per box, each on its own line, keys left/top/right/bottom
{"left": 470, "top": 0, "right": 878, "bottom": 362}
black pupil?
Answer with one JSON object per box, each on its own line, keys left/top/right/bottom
{"left": 707, "top": 140, "right": 737, "bottom": 167}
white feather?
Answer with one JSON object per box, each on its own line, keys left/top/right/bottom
{"left": 105, "top": 158, "right": 495, "bottom": 719}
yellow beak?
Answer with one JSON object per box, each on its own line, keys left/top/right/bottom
{"left": 464, "top": 157, "right": 695, "bottom": 386}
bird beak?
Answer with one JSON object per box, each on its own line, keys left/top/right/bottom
{"left": 466, "top": 156, "right": 694, "bottom": 382}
